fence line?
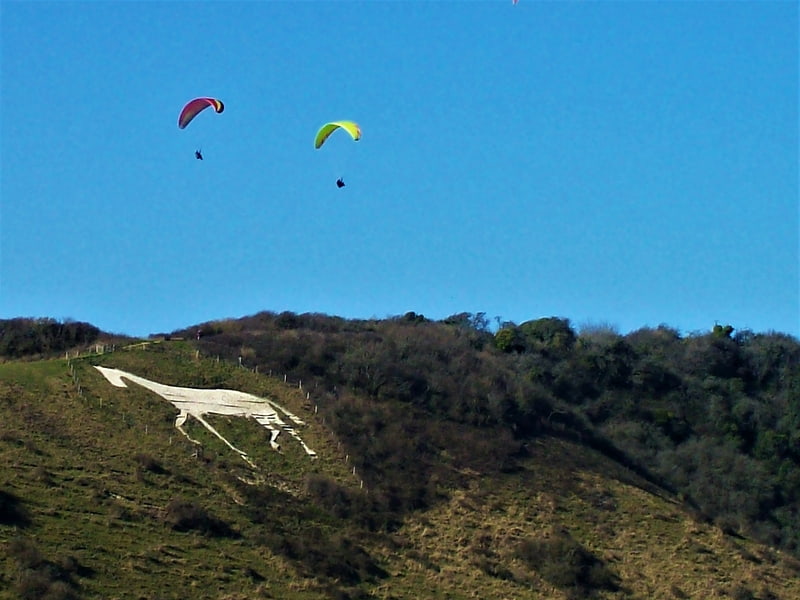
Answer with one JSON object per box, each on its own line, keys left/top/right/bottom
{"left": 66, "top": 340, "right": 367, "bottom": 491}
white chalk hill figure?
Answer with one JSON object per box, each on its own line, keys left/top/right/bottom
{"left": 95, "top": 366, "right": 317, "bottom": 467}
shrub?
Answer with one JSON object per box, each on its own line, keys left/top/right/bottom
{"left": 8, "top": 537, "right": 43, "bottom": 569}
{"left": 7, "top": 537, "right": 79, "bottom": 600}
{"left": 305, "top": 475, "right": 359, "bottom": 519}
{"left": 0, "top": 317, "right": 100, "bottom": 358}
{"left": 257, "top": 528, "right": 386, "bottom": 585}
{"left": 516, "top": 529, "right": 618, "bottom": 595}
{"left": 163, "top": 499, "right": 237, "bottom": 537}
{"left": 730, "top": 585, "right": 755, "bottom": 600}
{"left": 134, "top": 453, "right": 166, "bottom": 474}
{"left": 0, "top": 489, "right": 30, "bottom": 527}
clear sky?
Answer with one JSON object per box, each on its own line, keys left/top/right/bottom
{"left": 2, "top": 0, "right": 798, "bottom": 338}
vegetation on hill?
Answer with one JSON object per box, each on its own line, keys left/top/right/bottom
{"left": 0, "top": 318, "right": 105, "bottom": 360}
{"left": 180, "top": 311, "right": 800, "bottom": 556}
{"left": 1, "top": 314, "right": 799, "bottom": 599}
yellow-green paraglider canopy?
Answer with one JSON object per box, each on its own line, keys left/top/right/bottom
{"left": 314, "top": 121, "right": 361, "bottom": 149}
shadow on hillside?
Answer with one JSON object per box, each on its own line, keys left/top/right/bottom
{"left": 516, "top": 528, "right": 622, "bottom": 598}
{"left": 236, "top": 481, "right": 389, "bottom": 589}
{"left": 0, "top": 489, "right": 31, "bottom": 528}
{"left": 543, "top": 411, "right": 680, "bottom": 501}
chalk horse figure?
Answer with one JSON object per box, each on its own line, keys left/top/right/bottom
{"left": 95, "top": 366, "right": 316, "bottom": 466}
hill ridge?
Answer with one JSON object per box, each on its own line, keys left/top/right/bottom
{"left": 2, "top": 321, "right": 800, "bottom": 599}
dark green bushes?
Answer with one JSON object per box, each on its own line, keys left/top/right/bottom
{"left": 516, "top": 529, "right": 618, "bottom": 596}
{"left": 7, "top": 537, "right": 84, "bottom": 600}
{"left": 0, "top": 489, "right": 30, "bottom": 527}
{"left": 178, "top": 311, "right": 800, "bottom": 556}
{"left": 133, "top": 453, "right": 166, "bottom": 475}
{"left": 0, "top": 318, "right": 101, "bottom": 359}
{"left": 162, "top": 498, "right": 238, "bottom": 538}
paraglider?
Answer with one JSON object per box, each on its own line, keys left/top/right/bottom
{"left": 178, "top": 97, "right": 224, "bottom": 129}
{"left": 315, "top": 121, "right": 361, "bottom": 187}
{"left": 314, "top": 121, "right": 361, "bottom": 149}
{"left": 179, "top": 98, "right": 223, "bottom": 160}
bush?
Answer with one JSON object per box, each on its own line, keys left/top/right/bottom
{"left": 730, "top": 585, "right": 755, "bottom": 600}
{"left": 305, "top": 475, "right": 360, "bottom": 519}
{"left": 163, "top": 499, "right": 237, "bottom": 537}
{"left": 259, "top": 528, "right": 386, "bottom": 585}
{"left": 0, "top": 317, "right": 100, "bottom": 358}
{"left": 8, "top": 537, "right": 43, "bottom": 569}
{"left": 0, "top": 489, "right": 30, "bottom": 527}
{"left": 134, "top": 453, "right": 166, "bottom": 474}
{"left": 516, "top": 529, "right": 618, "bottom": 595}
{"left": 7, "top": 537, "right": 79, "bottom": 600}
{"left": 187, "top": 310, "right": 800, "bottom": 558}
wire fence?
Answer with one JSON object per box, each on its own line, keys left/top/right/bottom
{"left": 65, "top": 339, "right": 367, "bottom": 490}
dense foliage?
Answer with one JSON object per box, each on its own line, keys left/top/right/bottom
{"left": 0, "top": 318, "right": 101, "bottom": 359}
{"left": 178, "top": 311, "right": 800, "bottom": 556}
{"left": 2, "top": 312, "right": 797, "bottom": 559}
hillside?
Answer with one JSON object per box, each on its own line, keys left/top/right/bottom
{"left": 1, "top": 316, "right": 799, "bottom": 599}
{"left": 181, "top": 312, "right": 800, "bottom": 556}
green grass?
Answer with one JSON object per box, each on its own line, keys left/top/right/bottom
{"left": 2, "top": 347, "right": 800, "bottom": 599}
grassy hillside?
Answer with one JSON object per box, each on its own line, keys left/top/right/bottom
{"left": 2, "top": 340, "right": 799, "bottom": 599}
{"left": 182, "top": 312, "right": 800, "bottom": 556}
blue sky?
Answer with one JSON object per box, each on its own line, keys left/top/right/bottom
{"left": 1, "top": 0, "right": 797, "bottom": 338}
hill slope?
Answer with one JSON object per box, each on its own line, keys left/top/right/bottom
{"left": 2, "top": 341, "right": 799, "bottom": 599}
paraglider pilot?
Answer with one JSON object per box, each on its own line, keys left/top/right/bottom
{"left": 336, "top": 178, "right": 345, "bottom": 188}
{"left": 195, "top": 149, "right": 203, "bottom": 160}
